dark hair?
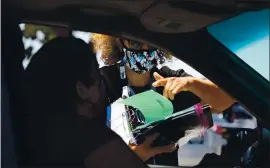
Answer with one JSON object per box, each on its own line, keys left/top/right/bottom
{"left": 22, "top": 37, "right": 96, "bottom": 116}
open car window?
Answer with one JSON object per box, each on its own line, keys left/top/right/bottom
{"left": 207, "top": 9, "right": 269, "bottom": 81}
{"left": 71, "top": 32, "right": 259, "bottom": 167}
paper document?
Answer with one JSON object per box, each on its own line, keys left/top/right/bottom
{"left": 119, "top": 90, "right": 173, "bottom": 123}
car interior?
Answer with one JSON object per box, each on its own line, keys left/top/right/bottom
{"left": 2, "top": 0, "right": 270, "bottom": 168}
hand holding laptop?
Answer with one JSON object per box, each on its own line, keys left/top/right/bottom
{"left": 128, "top": 133, "right": 177, "bottom": 161}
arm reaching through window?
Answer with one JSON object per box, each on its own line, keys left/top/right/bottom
{"left": 152, "top": 66, "right": 201, "bottom": 112}
{"left": 152, "top": 72, "right": 235, "bottom": 112}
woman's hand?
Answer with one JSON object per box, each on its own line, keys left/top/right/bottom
{"left": 152, "top": 72, "right": 194, "bottom": 100}
{"left": 128, "top": 133, "right": 177, "bottom": 161}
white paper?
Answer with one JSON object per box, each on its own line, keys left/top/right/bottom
{"left": 178, "top": 129, "right": 227, "bottom": 167}
{"left": 177, "top": 128, "right": 203, "bottom": 147}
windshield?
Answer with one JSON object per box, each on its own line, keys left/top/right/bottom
{"left": 207, "top": 9, "right": 269, "bottom": 81}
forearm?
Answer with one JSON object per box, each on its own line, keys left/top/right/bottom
{"left": 187, "top": 78, "right": 235, "bottom": 112}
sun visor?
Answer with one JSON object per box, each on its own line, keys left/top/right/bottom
{"left": 140, "top": 3, "right": 221, "bottom": 33}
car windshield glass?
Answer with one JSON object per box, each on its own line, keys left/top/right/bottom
{"left": 207, "top": 9, "right": 269, "bottom": 81}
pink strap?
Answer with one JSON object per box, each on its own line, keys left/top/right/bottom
{"left": 195, "top": 103, "right": 209, "bottom": 136}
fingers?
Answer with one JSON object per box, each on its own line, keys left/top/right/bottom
{"left": 172, "top": 84, "right": 184, "bottom": 95}
{"left": 150, "top": 143, "right": 177, "bottom": 156}
{"left": 152, "top": 72, "right": 168, "bottom": 87}
{"left": 153, "top": 76, "right": 190, "bottom": 100}
{"left": 133, "top": 133, "right": 177, "bottom": 161}
{"left": 165, "top": 78, "right": 184, "bottom": 100}
{"left": 153, "top": 77, "right": 183, "bottom": 100}
{"left": 152, "top": 78, "right": 168, "bottom": 87}
{"left": 153, "top": 72, "right": 164, "bottom": 81}
{"left": 163, "top": 79, "right": 173, "bottom": 99}
{"left": 168, "top": 82, "right": 179, "bottom": 100}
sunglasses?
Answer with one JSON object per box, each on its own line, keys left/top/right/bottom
{"left": 120, "top": 39, "right": 173, "bottom": 59}
{"left": 120, "top": 39, "right": 156, "bottom": 51}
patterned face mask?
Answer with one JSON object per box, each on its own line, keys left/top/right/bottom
{"left": 122, "top": 48, "right": 157, "bottom": 74}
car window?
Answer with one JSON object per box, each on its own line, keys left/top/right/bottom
{"left": 19, "top": 23, "right": 69, "bottom": 68}
{"left": 207, "top": 9, "right": 269, "bottom": 81}
{"left": 73, "top": 30, "right": 204, "bottom": 78}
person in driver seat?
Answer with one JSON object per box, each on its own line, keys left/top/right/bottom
{"left": 20, "top": 36, "right": 176, "bottom": 166}
{"left": 20, "top": 36, "right": 110, "bottom": 165}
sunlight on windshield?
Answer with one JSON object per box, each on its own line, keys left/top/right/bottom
{"left": 207, "top": 9, "right": 269, "bottom": 81}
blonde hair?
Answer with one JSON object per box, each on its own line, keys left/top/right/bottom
{"left": 90, "top": 33, "right": 121, "bottom": 65}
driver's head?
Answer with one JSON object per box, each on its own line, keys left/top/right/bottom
{"left": 22, "top": 37, "right": 107, "bottom": 119}
{"left": 91, "top": 34, "right": 170, "bottom": 74}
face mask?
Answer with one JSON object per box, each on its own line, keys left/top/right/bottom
{"left": 123, "top": 48, "right": 157, "bottom": 74}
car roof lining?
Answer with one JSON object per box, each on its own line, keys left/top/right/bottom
{"left": 5, "top": 0, "right": 269, "bottom": 33}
